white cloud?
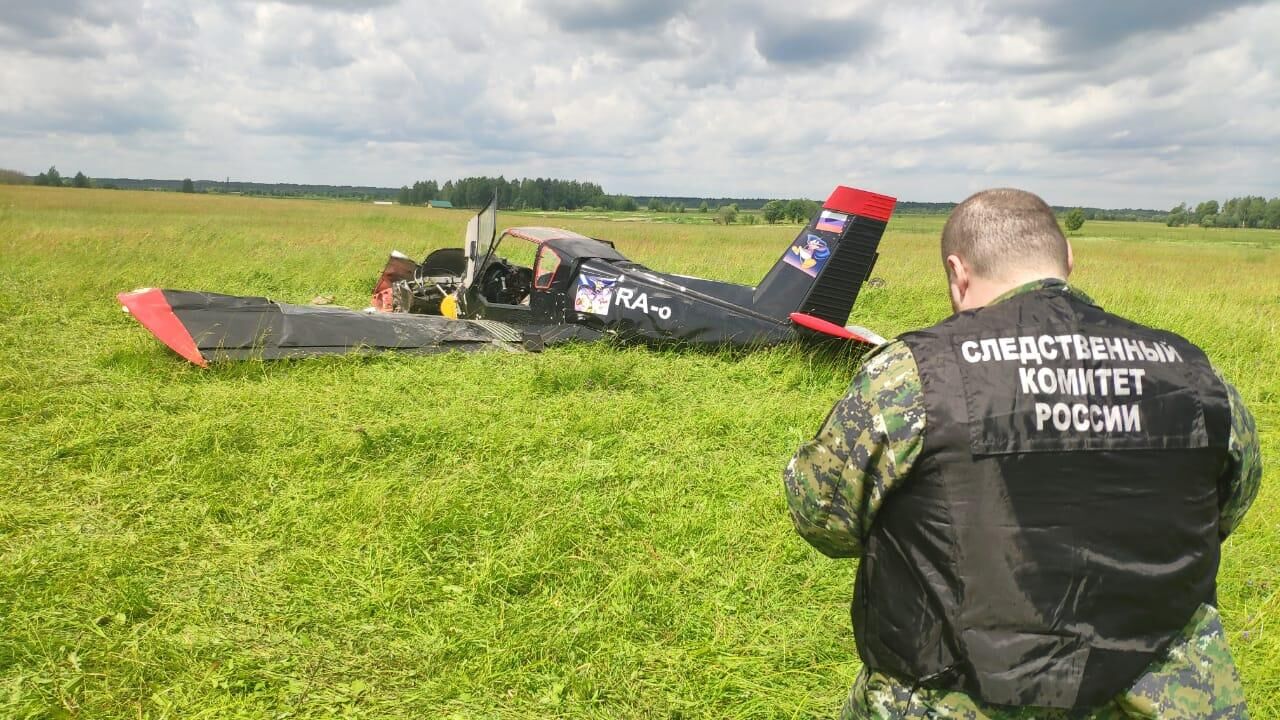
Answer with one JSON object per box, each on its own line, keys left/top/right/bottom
{"left": 0, "top": 0, "right": 1275, "bottom": 207}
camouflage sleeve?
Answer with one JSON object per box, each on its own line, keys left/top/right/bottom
{"left": 1215, "top": 370, "right": 1262, "bottom": 539}
{"left": 783, "top": 340, "right": 925, "bottom": 558}
{"left": 1115, "top": 604, "right": 1250, "bottom": 719}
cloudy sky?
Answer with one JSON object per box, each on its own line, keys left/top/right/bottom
{"left": 1, "top": 0, "right": 1277, "bottom": 207}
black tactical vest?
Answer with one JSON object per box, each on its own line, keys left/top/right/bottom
{"left": 853, "top": 285, "right": 1231, "bottom": 709}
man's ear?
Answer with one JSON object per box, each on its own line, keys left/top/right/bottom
{"left": 945, "top": 254, "right": 968, "bottom": 312}
{"left": 1065, "top": 240, "right": 1075, "bottom": 276}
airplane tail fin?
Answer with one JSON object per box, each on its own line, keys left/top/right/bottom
{"left": 751, "top": 186, "right": 896, "bottom": 325}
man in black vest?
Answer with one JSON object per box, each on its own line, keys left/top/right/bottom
{"left": 784, "top": 188, "right": 1262, "bottom": 719}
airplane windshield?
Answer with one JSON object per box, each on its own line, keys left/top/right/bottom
{"left": 475, "top": 231, "right": 539, "bottom": 306}
{"left": 464, "top": 198, "right": 498, "bottom": 286}
{"left": 490, "top": 233, "right": 538, "bottom": 269}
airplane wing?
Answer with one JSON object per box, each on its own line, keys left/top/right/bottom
{"left": 118, "top": 288, "right": 523, "bottom": 366}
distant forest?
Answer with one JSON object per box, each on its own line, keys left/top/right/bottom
{"left": 6, "top": 166, "right": 1278, "bottom": 228}
{"left": 398, "top": 176, "right": 814, "bottom": 219}
{"left": 888, "top": 202, "right": 1170, "bottom": 222}
{"left": 398, "top": 176, "right": 634, "bottom": 211}
{"left": 1166, "top": 197, "right": 1280, "bottom": 229}
{"left": 75, "top": 175, "right": 401, "bottom": 200}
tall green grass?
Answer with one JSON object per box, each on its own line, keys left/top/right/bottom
{"left": 1, "top": 187, "right": 1276, "bottom": 717}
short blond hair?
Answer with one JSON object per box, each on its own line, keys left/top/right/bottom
{"left": 941, "top": 189, "right": 1069, "bottom": 280}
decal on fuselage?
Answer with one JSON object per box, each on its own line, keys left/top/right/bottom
{"left": 815, "top": 210, "right": 848, "bottom": 234}
{"left": 783, "top": 233, "right": 831, "bottom": 278}
{"left": 614, "top": 286, "right": 673, "bottom": 320}
{"left": 574, "top": 273, "right": 616, "bottom": 316}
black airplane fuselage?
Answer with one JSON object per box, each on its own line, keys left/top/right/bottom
{"left": 117, "top": 186, "right": 897, "bottom": 366}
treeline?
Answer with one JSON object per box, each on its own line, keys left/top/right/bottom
{"left": 397, "top": 179, "right": 838, "bottom": 221}
{"left": 72, "top": 176, "right": 400, "bottom": 200}
{"left": 891, "top": 201, "right": 1167, "bottom": 221}
{"left": 0, "top": 168, "right": 31, "bottom": 185}
{"left": 640, "top": 195, "right": 772, "bottom": 211}
{"left": 24, "top": 166, "right": 94, "bottom": 188}
{"left": 894, "top": 201, "right": 956, "bottom": 215}
{"left": 1166, "top": 197, "right": 1280, "bottom": 229}
{"left": 761, "top": 199, "right": 821, "bottom": 224}
{"left": 20, "top": 166, "right": 1276, "bottom": 231}
{"left": 632, "top": 198, "right": 820, "bottom": 225}
{"left": 1076, "top": 207, "right": 1168, "bottom": 222}
{"left": 398, "top": 176, "right": 638, "bottom": 211}
{"left": 22, "top": 173, "right": 402, "bottom": 199}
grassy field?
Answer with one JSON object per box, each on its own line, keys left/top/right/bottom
{"left": 1, "top": 187, "right": 1276, "bottom": 718}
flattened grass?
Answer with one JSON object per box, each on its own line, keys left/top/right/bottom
{"left": 1, "top": 187, "right": 1277, "bottom": 717}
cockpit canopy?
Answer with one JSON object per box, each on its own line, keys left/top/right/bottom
{"left": 467, "top": 213, "right": 628, "bottom": 307}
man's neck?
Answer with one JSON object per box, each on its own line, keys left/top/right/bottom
{"left": 965, "top": 272, "right": 1066, "bottom": 310}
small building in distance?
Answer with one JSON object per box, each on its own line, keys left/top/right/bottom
{"left": 372, "top": 200, "right": 393, "bottom": 206}
{"left": 428, "top": 200, "right": 454, "bottom": 209}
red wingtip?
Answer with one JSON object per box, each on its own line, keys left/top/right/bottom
{"left": 118, "top": 289, "right": 208, "bottom": 367}
{"left": 824, "top": 186, "right": 897, "bottom": 222}
{"left": 790, "top": 312, "right": 876, "bottom": 345}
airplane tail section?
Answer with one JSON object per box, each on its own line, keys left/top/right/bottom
{"left": 751, "top": 186, "right": 896, "bottom": 326}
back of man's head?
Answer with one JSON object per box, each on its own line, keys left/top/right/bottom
{"left": 941, "top": 189, "right": 1070, "bottom": 282}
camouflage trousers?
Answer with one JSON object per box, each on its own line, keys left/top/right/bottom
{"left": 839, "top": 606, "right": 1248, "bottom": 719}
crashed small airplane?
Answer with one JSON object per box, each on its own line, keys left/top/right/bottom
{"left": 118, "top": 186, "right": 896, "bottom": 366}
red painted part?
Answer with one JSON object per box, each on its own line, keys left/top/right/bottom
{"left": 504, "top": 226, "right": 598, "bottom": 244}
{"left": 117, "top": 289, "right": 208, "bottom": 367}
{"left": 370, "top": 254, "right": 416, "bottom": 311}
{"left": 824, "top": 186, "right": 897, "bottom": 222}
{"left": 532, "top": 246, "right": 562, "bottom": 290}
{"left": 790, "top": 312, "right": 876, "bottom": 345}
{"left": 371, "top": 287, "right": 395, "bottom": 312}
{"left": 504, "top": 229, "right": 547, "bottom": 244}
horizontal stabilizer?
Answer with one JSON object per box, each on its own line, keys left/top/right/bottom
{"left": 789, "top": 312, "right": 883, "bottom": 347}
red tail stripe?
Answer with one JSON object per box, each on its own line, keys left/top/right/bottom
{"left": 790, "top": 312, "right": 876, "bottom": 345}
{"left": 824, "top": 186, "right": 897, "bottom": 222}
{"left": 117, "top": 289, "right": 208, "bottom": 367}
